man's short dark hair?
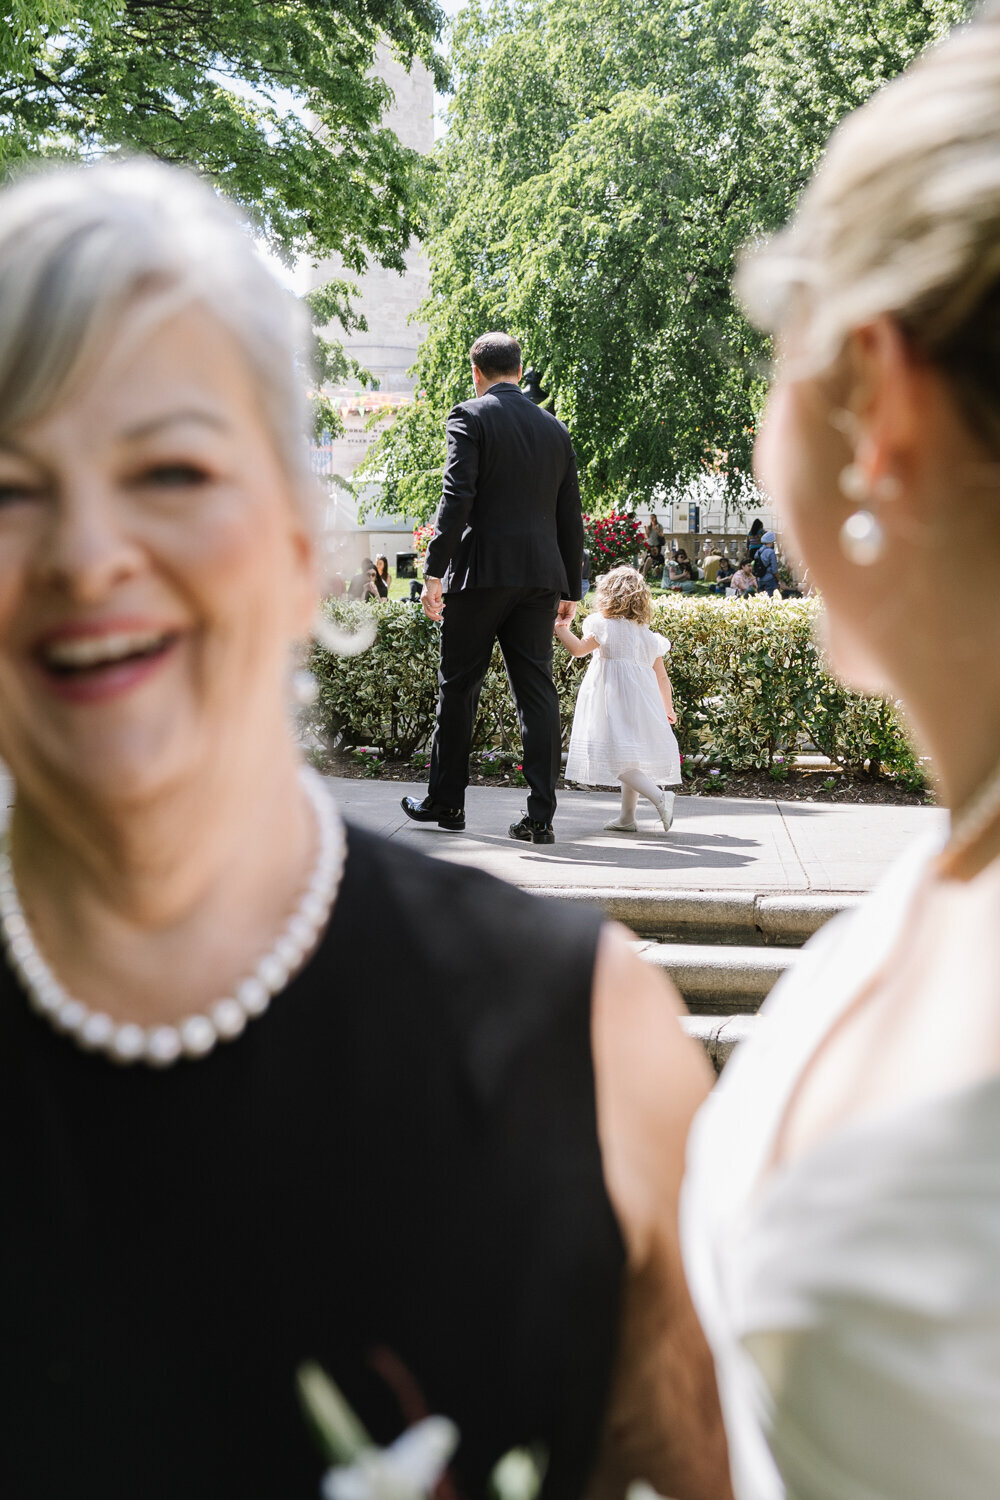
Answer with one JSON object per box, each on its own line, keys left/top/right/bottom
{"left": 469, "top": 332, "right": 522, "bottom": 378}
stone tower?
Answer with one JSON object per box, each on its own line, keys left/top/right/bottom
{"left": 309, "top": 48, "right": 435, "bottom": 572}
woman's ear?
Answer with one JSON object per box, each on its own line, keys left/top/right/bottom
{"left": 286, "top": 510, "right": 321, "bottom": 639}
{"left": 844, "top": 315, "right": 925, "bottom": 491}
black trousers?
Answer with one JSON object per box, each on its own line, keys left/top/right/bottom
{"left": 428, "top": 587, "right": 562, "bottom": 823}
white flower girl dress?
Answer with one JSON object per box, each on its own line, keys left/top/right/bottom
{"left": 565, "top": 614, "right": 681, "bottom": 787}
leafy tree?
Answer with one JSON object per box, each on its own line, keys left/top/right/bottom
{"left": 361, "top": 394, "right": 448, "bottom": 525}
{"left": 362, "top": 0, "right": 971, "bottom": 523}
{"left": 2, "top": 1, "right": 447, "bottom": 438}
{"left": 2, "top": 0, "right": 446, "bottom": 267}
{"left": 750, "top": 0, "right": 969, "bottom": 213}
{"left": 753, "top": 0, "right": 967, "bottom": 176}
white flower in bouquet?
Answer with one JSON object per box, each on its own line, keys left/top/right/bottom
{"left": 297, "top": 1362, "right": 555, "bottom": 1500}
{"left": 321, "top": 1417, "right": 459, "bottom": 1500}
{"left": 298, "top": 1362, "right": 457, "bottom": 1500}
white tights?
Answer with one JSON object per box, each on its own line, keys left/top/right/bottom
{"left": 617, "top": 768, "right": 665, "bottom": 822}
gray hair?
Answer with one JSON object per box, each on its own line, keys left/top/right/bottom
{"left": 737, "top": 3, "right": 1000, "bottom": 456}
{"left": 0, "top": 157, "right": 318, "bottom": 515}
{"left": 0, "top": 159, "right": 374, "bottom": 655}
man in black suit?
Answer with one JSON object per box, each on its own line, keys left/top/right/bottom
{"left": 401, "top": 332, "right": 583, "bottom": 844}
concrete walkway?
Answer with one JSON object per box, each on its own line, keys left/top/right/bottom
{"left": 329, "top": 776, "right": 943, "bottom": 896}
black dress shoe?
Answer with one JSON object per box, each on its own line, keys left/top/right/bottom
{"left": 401, "top": 795, "right": 465, "bottom": 832}
{"left": 508, "top": 814, "right": 555, "bottom": 845}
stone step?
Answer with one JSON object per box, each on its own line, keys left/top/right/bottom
{"left": 539, "top": 886, "right": 857, "bottom": 947}
{"left": 681, "top": 1013, "right": 760, "bottom": 1073}
{"left": 638, "top": 940, "right": 796, "bottom": 1013}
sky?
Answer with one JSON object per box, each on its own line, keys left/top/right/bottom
{"left": 434, "top": 0, "right": 464, "bottom": 135}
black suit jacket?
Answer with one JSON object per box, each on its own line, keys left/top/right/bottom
{"left": 423, "top": 383, "right": 584, "bottom": 599}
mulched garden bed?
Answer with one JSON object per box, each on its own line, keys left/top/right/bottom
{"left": 314, "top": 748, "right": 934, "bottom": 807}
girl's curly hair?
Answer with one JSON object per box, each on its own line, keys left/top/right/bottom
{"left": 594, "top": 565, "right": 653, "bottom": 626}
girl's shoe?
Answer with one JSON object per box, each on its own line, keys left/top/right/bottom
{"left": 654, "top": 790, "right": 675, "bottom": 833}
{"left": 604, "top": 818, "right": 638, "bottom": 832}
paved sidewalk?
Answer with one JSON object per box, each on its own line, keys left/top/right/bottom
{"left": 329, "top": 776, "right": 943, "bottom": 895}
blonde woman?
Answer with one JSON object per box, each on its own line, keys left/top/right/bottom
{"left": 683, "top": 7, "right": 1000, "bottom": 1498}
{"left": 0, "top": 164, "right": 728, "bottom": 1499}
{"left": 556, "top": 566, "right": 680, "bottom": 832}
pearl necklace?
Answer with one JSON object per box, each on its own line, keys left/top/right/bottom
{"left": 0, "top": 766, "right": 345, "bottom": 1067}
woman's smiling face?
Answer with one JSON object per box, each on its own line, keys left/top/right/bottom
{"left": 0, "top": 306, "right": 316, "bottom": 810}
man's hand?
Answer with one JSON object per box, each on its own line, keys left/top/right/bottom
{"left": 556, "top": 598, "right": 579, "bottom": 625}
{"left": 421, "top": 577, "right": 445, "bottom": 621}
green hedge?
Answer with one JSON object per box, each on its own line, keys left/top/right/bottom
{"left": 309, "top": 596, "right": 925, "bottom": 786}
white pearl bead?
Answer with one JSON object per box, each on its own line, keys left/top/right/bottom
{"left": 54, "top": 999, "right": 88, "bottom": 1034}
{"left": 147, "top": 1026, "right": 183, "bottom": 1067}
{"left": 34, "top": 980, "right": 65, "bottom": 1016}
{"left": 839, "top": 509, "right": 885, "bottom": 567}
{"left": 256, "top": 953, "right": 288, "bottom": 993}
{"left": 19, "top": 952, "right": 48, "bottom": 987}
{"left": 274, "top": 935, "right": 302, "bottom": 970}
{"left": 300, "top": 892, "right": 328, "bottom": 927}
{"left": 236, "top": 976, "right": 270, "bottom": 1016}
{"left": 210, "top": 998, "right": 247, "bottom": 1039}
{"left": 9, "top": 932, "right": 34, "bottom": 963}
{"left": 110, "top": 1024, "right": 147, "bottom": 1063}
{"left": 79, "top": 1012, "right": 115, "bottom": 1051}
{"left": 179, "top": 1015, "right": 216, "bottom": 1058}
{"left": 286, "top": 915, "right": 315, "bottom": 952}
{"left": 3, "top": 913, "right": 26, "bottom": 938}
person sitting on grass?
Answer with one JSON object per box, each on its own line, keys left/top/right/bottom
{"left": 359, "top": 565, "right": 381, "bottom": 602}
{"left": 714, "top": 556, "right": 736, "bottom": 593}
{"left": 701, "top": 541, "right": 723, "bottom": 582}
{"left": 348, "top": 557, "right": 376, "bottom": 599}
{"left": 555, "top": 566, "right": 680, "bottom": 834}
{"left": 668, "top": 548, "right": 693, "bottom": 583}
{"left": 730, "top": 558, "right": 758, "bottom": 596}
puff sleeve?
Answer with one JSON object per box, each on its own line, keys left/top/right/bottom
{"left": 648, "top": 629, "right": 670, "bottom": 662}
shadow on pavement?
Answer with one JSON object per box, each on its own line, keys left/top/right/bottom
{"left": 443, "top": 829, "right": 762, "bottom": 871}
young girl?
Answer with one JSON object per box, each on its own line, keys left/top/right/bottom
{"left": 556, "top": 566, "right": 681, "bottom": 832}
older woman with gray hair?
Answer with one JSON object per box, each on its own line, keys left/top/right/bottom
{"left": 0, "top": 163, "right": 728, "bottom": 1499}
{"left": 683, "top": 6, "right": 1000, "bottom": 1498}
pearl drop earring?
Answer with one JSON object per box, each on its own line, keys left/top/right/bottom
{"left": 837, "top": 463, "right": 896, "bottom": 567}
{"left": 839, "top": 509, "right": 885, "bottom": 567}
{"left": 839, "top": 462, "right": 868, "bottom": 505}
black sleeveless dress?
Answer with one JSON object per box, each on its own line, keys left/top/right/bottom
{"left": 0, "top": 825, "right": 624, "bottom": 1500}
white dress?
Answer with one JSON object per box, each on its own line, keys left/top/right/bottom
{"left": 564, "top": 614, "right": 681, "bottom": 787}
{"left": 682, "top": 827, "right": 1000, "bottom": 1500}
